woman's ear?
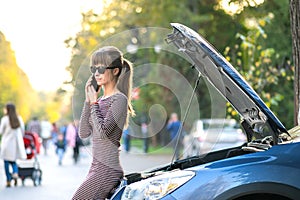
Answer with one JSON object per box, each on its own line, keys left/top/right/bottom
{"left": 113, "top": 68, "right": 120, "bottom": 76}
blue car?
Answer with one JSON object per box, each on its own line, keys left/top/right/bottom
{"left": 110, "top": 23, "right": 300, "bottom": 200}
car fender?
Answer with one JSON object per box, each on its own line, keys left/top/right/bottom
{"left": 215, "top": 182, "right": 300, "bottom": 200}
{"left": 168, "top": 166, "right": 300, "bottom": 200}
{"left": 169, "top": 148, "right": 300, "bottom": 199}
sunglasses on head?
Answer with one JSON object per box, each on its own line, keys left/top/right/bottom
{"left": 90, "top": 66, "right": 118, "bottom": 74}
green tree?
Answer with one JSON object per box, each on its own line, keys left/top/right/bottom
{"left": 220, "top": 0, "right": 294, "bottom": 128}
{"left": 0, "top": 31, "right": 39, "bottom": 122}
{"left": 65, "top": 0, "right": 240, "bottom": 120}
{"left": 65, "top": 0, "right": 295, "bottom": 134}
{"left": 0, "top": 31, "right": 65, "bottom": 125}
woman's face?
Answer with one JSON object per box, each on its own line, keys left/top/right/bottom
{"left": 93, "top": 65, "right": 117, "bottom": 86}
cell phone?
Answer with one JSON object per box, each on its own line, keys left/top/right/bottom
{"left": 91, "top": 76, "right": 100, "bottom": 91}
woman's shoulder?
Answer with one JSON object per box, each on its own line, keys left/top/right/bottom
{"left": 106, "top": 92, "right": 127, "bottom": 101}
{"left": 1, "top": 115, "right": 9, "bottom": 122}
{"left": 107, "top": 92, "right": 127, "bottom": 108}
{"left": 0, "top": 116, "right": 9, "bottom": 131}
{"left": 116, "top": 92, "right": 127, "bottom": 99}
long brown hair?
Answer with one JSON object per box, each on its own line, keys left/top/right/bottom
{"left": 6, "top": 103, "right": 20, "bottom": 129}
{"left": 91, "top": 46, "right": 135, "bottom": 127}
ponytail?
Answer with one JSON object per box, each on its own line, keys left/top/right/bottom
{"left": 117, "top": 58, "right": 135, "bottom": 128}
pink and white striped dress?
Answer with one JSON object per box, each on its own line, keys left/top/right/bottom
{"left": 72, "top": 92, "right": 127, "bottom": 200}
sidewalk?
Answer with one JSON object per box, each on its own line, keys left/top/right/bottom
{"left": 0, "top": 144, "right": 91, "bottom": 199}
{"left": 0, "top": 144, "right": 172, "bottom": 200}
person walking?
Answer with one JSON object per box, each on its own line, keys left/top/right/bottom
{"left": 55, "top": 132, "right": 67, "bottom": 165}
{"left": 40, "top": 118, "right": 52, "bottom": 155}
{"left": 0, "top": 103, "right": 26, "bottom": 187}
{"left": 51, "top": 122, "right": 59, "bottom": 144}
{"left": 141, "top": 122, "right": 149, "bottom": 153}
{"left": 26, "top": 116, "right": 41, "bottom": 136}
{"left": 122, "top": 127, "right": 131, "bottom": 153}
{"left": 72, "top": 46, "right": 135, "bottom": 200}
{"left": 167, "top": 113, "right": 182, "bottom": 160}
{"left": 66, "top": 120, "right": 81, "bottom": 164}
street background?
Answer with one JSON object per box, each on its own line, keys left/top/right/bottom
{"left": 0, "top": 143, "right": 172, "bottom": 200}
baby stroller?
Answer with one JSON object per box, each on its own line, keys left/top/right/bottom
{"left": 17, "top": 131, "right": 42, "bottom": 186}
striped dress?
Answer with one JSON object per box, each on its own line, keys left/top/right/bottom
{"left": 72, "top": 92, "right": 128, "bottom": 200}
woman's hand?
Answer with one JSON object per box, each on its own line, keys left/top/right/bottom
{"left": 85, "top": 76, "right": 100, "bottom": 104}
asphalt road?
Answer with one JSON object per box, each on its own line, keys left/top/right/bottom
{"left": 0, "top": 144, "right": 172, "bottom": 200}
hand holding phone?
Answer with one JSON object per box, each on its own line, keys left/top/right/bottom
{"left": 91, "top": 76, "right": 100, "bottom": 92}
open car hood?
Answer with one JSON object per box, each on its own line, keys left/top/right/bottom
{"left": 166, "top": 23, "right": 287, "bottom": 144}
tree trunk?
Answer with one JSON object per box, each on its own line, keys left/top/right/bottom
{"left": 290, "top": 0, "right": 300, "bottom": 126}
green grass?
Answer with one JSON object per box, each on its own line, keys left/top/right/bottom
{"left": 123, "top": 138, "right": 174, "bottom": 155}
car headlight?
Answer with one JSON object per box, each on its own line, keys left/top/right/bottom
{"left": 121, "top": 170, "right": 195, "bottom": 200}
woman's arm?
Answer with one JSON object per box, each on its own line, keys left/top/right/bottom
{"left": 78, "top": 102, "right": 93, "bottom": 138}
{"left": 0, "top": 117, "right": 6, "bottom": 135}
{"left": 90, "top": 94, "right": 128, "bottom": 139}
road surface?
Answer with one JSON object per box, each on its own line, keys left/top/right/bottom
{"left": 0, "top": 144, "right": 173, "bottom": 200}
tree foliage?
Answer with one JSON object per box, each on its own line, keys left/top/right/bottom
{"left": 65, "top": 0, "right": 295, "bottom": 134}
{"left": 222, "top": 0, "right": 294, "bottom": 128}
{"left": 0, "top": 32, "right": 67, "bottom": 124}
{"left": 0, "top": 32, "right": 38, "bottom": 122}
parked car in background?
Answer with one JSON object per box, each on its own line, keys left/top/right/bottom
{"left": 110, "top": 23, "right": 300, "bottom": 200}
{"left": 183, "top": 119, "right": 247, "bottom": 157}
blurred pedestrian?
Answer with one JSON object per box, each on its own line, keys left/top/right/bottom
{"left": 0, "top": 103, "right": 26, "bottom": 187}
{"left": 59, "top": 123, "right": 67, "bottom": 140}
{"left": 40, "top": 118, "right": 52, "bottom": 155}
{"left": 26, "top": 116, "right": 41, "bottom": 136}
{"left": 51, "top": 122, "right": 59, "bottom": 143}
{"left": 167, "top": 113, "right": 182, "bottom": 160}
{"left": 55, "top": 132, "right": 67, "bottom": 165}
{"left": 122, "top": 128, "right": 130, "bottom": 153}
{"left": 66, "top": 120, "right": 81, "bottom": 164}
{"left": 141, "top": 122, "right": 149, "bottom": 153}
{"left": 72, "top": 46, "right": 135, "bottom": 199}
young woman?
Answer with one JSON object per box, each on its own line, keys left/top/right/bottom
{"left": 72, "top": 46, "right": 135, "bottom": 199}
{"left": 0, "top": 103, "right": 26, "bottom": 187}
